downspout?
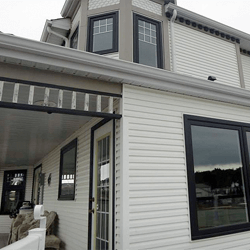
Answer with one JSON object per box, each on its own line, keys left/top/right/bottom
{"left": 170, "top": 9, "right": 177, "bottom": 72}
{"left": 47, "top": 26, "right": 70, "bottom": 47}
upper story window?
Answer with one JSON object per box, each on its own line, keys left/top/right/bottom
{"left": 184, "top": 115, "right": 250, "bottom": 240}
{"left": 58, "top": 138, "right": 77, "bottom": 200}
{"left": 70, "top": 26, "right": 79, "bottom": 49}
{"left": 133, "top": 14, "right": 163, "bottom": 68}
{"left": 87, "top": 12, "right": 119, "bottom": 55}
{"left": 1, "top": 170, "right": 27, "bottom": 214}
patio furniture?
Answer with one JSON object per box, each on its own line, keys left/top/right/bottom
{"left": 7, "top": 210, "right": 60, "bottom": 250}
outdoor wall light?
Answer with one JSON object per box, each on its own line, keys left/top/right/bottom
{"left": 208, "top": 76, "right": 217, "bottom": 81}
{"left": 48, "top": 173, "right": 52, "bottom": 186}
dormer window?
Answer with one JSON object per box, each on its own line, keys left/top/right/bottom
{"left": 70, "top": 26, "right": 79, "bottom": 49}
{"left": 133, "top": 14, "right": 163, "bottom": 68}
{"left": 87, "top": 12, "right": 119, "bottom": 55}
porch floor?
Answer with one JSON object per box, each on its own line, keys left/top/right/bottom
{"left": 0, "top": 233, "right": 8, "bottom": 248}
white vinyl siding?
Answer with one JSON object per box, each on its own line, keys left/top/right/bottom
{"left": 171, "top": 23, "right": 241, "bottom": 88}
{"left": 40, "top": 121, "right": 94, "bottom": 250}
{"left": 68, "top": 7, "right": 81, "bottom": 49}
{"left": 36, "top": 103, "right": 120, "bottom": 250}
{"left": 132, "top": 0, "right": 162, "bottom": 16}
{"left": 88, "top": 0, "right": 120, "bottom": 10}
{"left": 0, "top": 166, "right": 33, "bottom": 234}
{"left": 123, "top": 84, "right": 250, "bottom": 250}
{"left": 241, "top": 54, "right": 250, "bottom": 90}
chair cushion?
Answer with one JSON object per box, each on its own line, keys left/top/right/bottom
{"left": 45, "top": 235, "right": 61, "bottom": 249}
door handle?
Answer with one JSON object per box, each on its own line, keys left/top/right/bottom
{"left": 89, "top": 197, "right": 95, "bottom": 202}
{"left": 89, "top": 209, "right": 94, "bottom": 214}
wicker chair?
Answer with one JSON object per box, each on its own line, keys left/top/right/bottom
{"left": 7, "top": 214, "right": 26, "bottom": 244}
{"left": 8, "top": 210, "right": 61, "bottom": 250}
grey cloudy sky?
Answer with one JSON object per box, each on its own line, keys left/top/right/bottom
{"left": 0, "top": 0, "right": 249, "bottom": 41}
{"left": 191, "top": 126, "right": 242, "bottom": 171}
{"left": 0, "top": 0, "right": 65, "bottom": 40}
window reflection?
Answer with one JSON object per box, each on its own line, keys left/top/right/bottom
{"left": 191, "top": 125, "right": 248, "bottom": 230}
{"left": 138, "top": 20, "right": 157, "bottom": 67}
{"left": 7, "top": 173, "right": 24, "bottom": 186}
{"left": 93, "top": 18, "right": 113, "bottom": 52}
{"left": 96, "top": 136, "right": 110, "bottom": 249}
{"left": 59, "top": 139, "right": 77, "bottom": 199}
{"left": 61, "top": 147, "right": 76, "bottom": 196}
{"left": 70, "top": 27, "right": 78, "bottom": 49}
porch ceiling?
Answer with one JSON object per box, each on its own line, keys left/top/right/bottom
{"left": 0, "top": 107, "right": 92, "bottom": 168}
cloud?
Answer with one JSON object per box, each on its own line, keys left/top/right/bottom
{"left": 191, "top": 125, "right": 242, "bottom": 169}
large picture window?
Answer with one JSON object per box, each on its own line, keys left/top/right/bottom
{"left": 58, "top": 139, "right": 77, "bottom": 200}
{"left": 185, "top": 115, "right": 250, "bottom": 239}
{"left": 133, "top": 14, "right": 163, "bottom": 68}
{"left": 87, "top": 12, "right": 118, "bottom": 55}
{"left": 1, "top": 170, "right": 27, "bottom": 214}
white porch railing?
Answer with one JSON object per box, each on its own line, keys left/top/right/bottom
{"left": 2, "top": 205, "right": 46, "bottom": 250}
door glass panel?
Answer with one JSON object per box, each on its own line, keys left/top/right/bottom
{"left": 96, "top": 136, "right": 110, "bottom": 250}
{"left": 6, "top": 172, "right": 25, "bottom": 186}
{"left": 2, "top": 189, "right": 25, "bottom": 214}
{"left": 1, "top": 170, "right": 27, "bottom": 214}
{"left": 191, "top": 125, "right": 248, "bottom": 230}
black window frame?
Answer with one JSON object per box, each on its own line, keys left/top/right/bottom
{"left": 70, "top": 26, "right": 79, "bottom": 49}
{"left": 1, "top": 169, "right": 27, "bottom": 215}
{"left": 58, "top": 138, "right": 77, "bottom": 200}
{"left": 184, "top": 115, "right": 250, "bottom": 240}
{"left": 133, "top": 13, "right": 163, "bottom": 69}
{"left": 31, "top": 164, "right": 42, "bottom": 206}
{"left": 87, "top": 12, "right": 119, "bottom": 55}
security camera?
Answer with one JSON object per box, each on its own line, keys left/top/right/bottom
{"left": 208, "top": 76, "right": 217, "bottom": 81}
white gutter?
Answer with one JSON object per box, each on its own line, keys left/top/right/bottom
{"left": 47, "top": 26, "right": 69, "bottom": 47}
{"left": 169, "top": 9, "right": 177, "bottom": 72}
{"left": 1, "top": 33, "right": 250, "bottom": 109}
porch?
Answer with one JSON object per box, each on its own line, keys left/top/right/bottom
{"left": 0, "top": 234, "right": 8, "bottom": 248}
{"left": 0, "top": 75, "right": 121, "bottom": 249}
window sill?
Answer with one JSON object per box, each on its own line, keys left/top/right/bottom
{"left": 57, "top": 197, "right": 75, "bottom": 201}
{"left": 192, "top": 224, "right": 250, "bottom": 240}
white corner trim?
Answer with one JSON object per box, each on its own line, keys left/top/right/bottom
{"left": 1, "top": 33, "right": 250, "bottom": 108}
{"left": 61, "top": 0, "right": 80, "bottom": 18}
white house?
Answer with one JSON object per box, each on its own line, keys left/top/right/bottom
{"left": 1, "top": 0, "right": 250, "bottom": 249}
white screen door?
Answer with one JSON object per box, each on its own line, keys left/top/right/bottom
{"left": 91, "top": 121, "right": 113, "bottom": 250}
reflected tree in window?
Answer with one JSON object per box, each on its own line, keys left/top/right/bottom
{"left": 191, "top": 125, "right": 248, "bottom": 230}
